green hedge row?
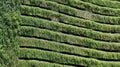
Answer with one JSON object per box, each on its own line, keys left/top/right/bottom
{"left": 19, "top": 26, "right": 120, "bottom": 51}
{"left": 20, "top": 2, "right": 120, "bottom": 25}
{"left": 19, "top": 37, "right": 120, "bottom": 60}
{"left": 21, "top": 16, "right": 120, "bottom": 42}
{"left": 109, "top": 0, "right": 120, "bottom": 1}
{"left": 80, "top": 0, "right": 120, "bottom": 9}
{"left": 18, "top": 60, "right": 72, "bottom": 67}
{"left": 19, "top": 48, "right": 120, "bottom": 67}
{"left": 20, "top": 6, "right": 120, "bottom": 33}
{"left": 42, "top": 0, "right": 120, "bottom": 16}
{"left": 19, "top": 48, "right": 87, "bottom": 66}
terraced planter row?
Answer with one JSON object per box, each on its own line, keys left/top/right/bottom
{"left": 18, "top": 60, "right": 73, "bottom": 67}
{"left": 21, "top": 2, "right": 120, "bottom": 25}
{"left": 19, "top": 37, "right": 120, "bottom": 61}
{"left": 18, "top": 0, "right": 120, "bottom": 67}
{"left": 21, "top": 6, "right": 120, "bottom": 33}
{"left": 19, "top": 26, "right": 120, "bottom": 51}
{"left": 40, "top": 0, "right": 120, "bottom": 16}
{"left": 80, "top": 0, "right": 120, "bottom": 9}
{"left": 19, "top": 48, "right": 120, "bottom": 67}
{"left": 1, "top": 0, "right": 120, "bottom": 67}
{"left": 21, "top": 16, "right": 120, "bottom": 42}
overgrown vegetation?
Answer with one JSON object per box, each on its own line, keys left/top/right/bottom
{"left": 0, "top": 0, "right": 20, "bottom": 67}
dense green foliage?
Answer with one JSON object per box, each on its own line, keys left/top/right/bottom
{"left": 18, "top": 60, "right": 73, "bottom": 67}
{"left": 19, "top": 0, "right": 120, "bottom": 67}
{"left": 21, "top": 0, "right": 120, "bottom": 16}
{"left": 81, "top": 0, "right": 120, "bottom": 9}
{"left": 0, "top": 0, "right": 20, "bottom": 67}
{"left": 20, "top": 5, "right": 120, "bottom": 33}
{"left": 1, "top": 0, "right": 120, "bottom": 67}
{"left": 19, "top": 26, "right": 120, "bottom": 51}
{"left": 21, "top": 16, "right": 120, "bottom": 42}
{"left": 18, "top": 0, "right": 120, "bottom": 66}
{"left": 19, "top": 37, "right": 120, "bottom": 60}
{"left": 19, "top": 48, "right": 120, "bottom": 67}
{"left": 22, "top": 1, "right": 120, "bottom": 25}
